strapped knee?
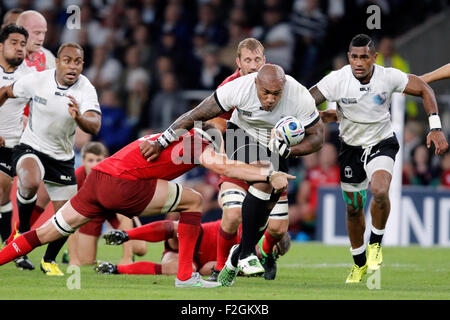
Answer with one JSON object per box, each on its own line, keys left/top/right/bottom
{"left": 342, "top": 190, "right": 367, "bottom": 210}
{"left": 51, "top": 210, "right": 75, "bottom": 236}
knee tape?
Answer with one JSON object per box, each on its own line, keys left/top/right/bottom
{"left": 161, "top": 182, "right": 182, "bottom": 214}
{"left": 51, "top": 210, "right": 75, "bottom": 236}
{"left": 342, "top": 190, "right": 367, "bottom": 210}
{"left": 269, "top": 199, "right": 289, "bottom": 220}
{"left": 219, "top": 189, "right": 246, "bottom": 209}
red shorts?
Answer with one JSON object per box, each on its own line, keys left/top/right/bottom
{"left": 71, "top": 169, "right": 157, "bottom": 220}
{"left": 78, "top": 214, "right": 120, "bottom": 237}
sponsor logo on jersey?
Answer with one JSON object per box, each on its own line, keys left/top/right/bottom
{"left": 33, "top": 95, "right": 47, "bottom": 105}
{"left": 2, "top": 75, "right": 14, "bottom": 81}
{"left": 60, "top": 175, "right": 72, "bottom": 181}
{"left": 55, "top": 91, "right": 67, "bottom": 97}
{"left": 242, "top": 110, "right": 252, "bottom": 117}
{"left": 360, "top": 86, "right": 371, "bottom": 91}
{"left": 340, "top": 98, "right": 357, "bottom": 104}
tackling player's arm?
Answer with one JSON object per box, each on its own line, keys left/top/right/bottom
{"left": 403, "top": 74, "right": 448, "bottom": 155}
{"left": 309, "top": 85, "right": 337, "bottom": 123}
{"left": 0, "top": 84, "right": 15, "bottom": 107}
{"left": 140, "top": 93, "right": 225, "bottom": 161}
{"left": 290, "top": 120, "right": 325, "bottom": 157}
{"left": 67, "top": 94, "right": 101, "bottom": 135}
{"left": 420, "top": 63, "right": 450, "bottom": 84}
{"left": 198, "top": 145, "right": 295, "bottom": 192}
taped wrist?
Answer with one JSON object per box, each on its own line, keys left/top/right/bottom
{"left": 429, "top": 113, "right": 442, "bottom": 131}
{"left": 156, "top": 128, "right": 177, "bottom": 148}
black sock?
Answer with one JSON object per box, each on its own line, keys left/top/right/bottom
{"left": 43, "top": 237, "right": 68, "bottom": 262}
{"left": 0, "top": 203, "right": 12, "bottom": 242}
{"left": 369, "top": 231, "right": 384, "bottom": 245}
{"left": 17, "top": 192, "right": 37, "bottom": 234}
{"left": 353, "top": 251, "right": 367, "bottom": 267}
{"left": 239, "top": 189, "right": 279, "bottom": 260}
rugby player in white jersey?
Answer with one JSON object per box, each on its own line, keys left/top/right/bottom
{"left": 309, "top": 34, "right": 448, "bottom": 283}
{"left": 141, "top": 64, "right": 324, "bottom": 286}
{"left": 0, "top": 42, "right": 101, "bottom": 275}
{"left": 0, "top": 25, "right": 35, "bottom": 257}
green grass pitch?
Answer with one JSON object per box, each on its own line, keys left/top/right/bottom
{"left": 0, "top": 242, "right": 449, "bottom": 300}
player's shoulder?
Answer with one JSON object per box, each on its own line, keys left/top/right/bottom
{"left": 218, "top": 69, "right": 241, "bottom": 87}
{"left": 74, "top": 73, "right": 96, "bottom": 90}
{"left": 374, "top": 63, "right": 406, "bottom": 77}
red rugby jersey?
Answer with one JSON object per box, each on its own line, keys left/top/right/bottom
{"left": 94, "top": 130, "right": 210, "bottom": 181}
{"left": 75, "top": 166, "right": 87, "bottom": 190}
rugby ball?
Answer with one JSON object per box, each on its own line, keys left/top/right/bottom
{"left": 274, "top": 116, "right": 305, "bottom": 146}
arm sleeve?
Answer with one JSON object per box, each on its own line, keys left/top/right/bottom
{"left": 12, "top": 75, "right": 35, "bottom": 99}
{"left": 215, "top": 78, "right": 246, "bottom": 112}
{"left": 387, "top": 67, "right": 409, "bottom": 93}
{"left": 79, "top": 81, "right": 101, "bottom": 114}
{"left": 316, "top": 71, "right": 339, "bottom": 102}
{"left": 296, "top": 86, "right": 321, "bottom": 129}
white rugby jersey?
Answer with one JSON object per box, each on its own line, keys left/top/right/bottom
{"left": 13, "top": 69, "right": 101, "bottom": 160}
{"left": 0, "top": 62, "right": 36, "bottom": 147}
{"left": 317, "top": 64, "right": 408, "bottom": 148}
{"left": 215, "top": 72, "right": 320, "bottom": 147}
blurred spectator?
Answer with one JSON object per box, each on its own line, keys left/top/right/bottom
{"left": 252, "top": 6, "right": 295, "bottom": 73}
{"left": 198, "top": 45, "right": 232, "bottom": 90}
{"left": 148, "top": 72, "right": 189, "bottom": 132}
{"left": 96, "top": 90, "right": 133, "bottom": 154}
{"left": 85, "top": 45, "right": 122, "bottom": 92}
{"left": 289, "top": 143, "right": 340, "bottom": 238}
{"left": 290, "top": 0, "right": 328, "bottom": 84}
{"left": 119, "top": 46, "right": 151, "bottom": 128}
{"left": 194, "top": 3, "right": 228, "bottom": 46}
{"left": 403, "top": 120, "right": 423, "bottom": 165}
{"left": 160, "top": 2, "right": 191, "bottom": 49}
{"left": 404, "top": 144, "right": 440, "bottom": 186}
{"left": 219, "top": 22, "right": 248, "bottom": 71}
{"left": 1, "top": 8, "right": 23, "bottom": 28}
{"left": 439, "top": 152, "right": 450, "bottom": 188}
{"left": 132, "top": 24, "right": 154, "bottom": 68}
{"left": 376, "top": 36, "right": 418, "bottom": 118}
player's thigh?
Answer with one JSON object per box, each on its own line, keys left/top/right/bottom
{"left": 0, "top": 171, "right": 12, "bottom": 203}
{"left": 76, "top": 232, "right": 98, "bottom": 265}
{"left": 15, "top": 156, "right": 43, "bottom": 191}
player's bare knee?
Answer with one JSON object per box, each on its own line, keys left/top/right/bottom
{"left": 132, "top": 241, "right": 147, "bottom": 256}
{"left": 185, "top": 188, "right": 203, "bottom": 212}
{"left": 346, "top": 205, "right": 363, "bottom": 218}
{"left": 370, "top": 185, "right": 389, "bottom": 204}
{"left": 222, "top": 207, "right": 242, "bottom": 231}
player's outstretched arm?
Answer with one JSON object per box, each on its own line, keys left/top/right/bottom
{"left": 289, "top": 120, "right": 325, "bottom": 157}
{"left": 140, "top": 94, "right": 225, "bottom": 161}
{"left": 0, "top": 84, "right": 15, "bottom": 107}
{"left": 404, "top": 74, "right": 448, "bottom": 155}
{"left": 198, "top": 146, "right": 295, "bottom": 192}
{"left": 420, "top": 63, "right": 450, "bottom": 84}
{"left": 67, "top": 95, "right": 101, "bottom": 135}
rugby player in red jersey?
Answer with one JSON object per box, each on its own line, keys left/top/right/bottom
{"left": 0, "top": 123, "right": 294, "bottom": 287}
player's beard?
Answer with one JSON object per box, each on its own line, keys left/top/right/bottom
{"left": 5, "top": 56, "right": 24, "bottom": 67}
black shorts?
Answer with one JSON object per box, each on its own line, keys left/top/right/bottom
{"left": 12, "top": 143, "right": 76, "bottom": 186}
{"left": 224, "top": 122, "right": 289, "bottom": 173}
{"left": 338, "top": 135, "right": 400, "bottom": 184}
{"left": 0, "top": 147, "right": 14, "bottom": 178}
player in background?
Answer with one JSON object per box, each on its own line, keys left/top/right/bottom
{"left": 420, "top": 63, "right": 450, "bottom": 83}
{"left": 310, "top": 34, "right": 448, "bottom": 283}
{"left": 208, "top": 38, "right": 292, "bottom": 281}
{"left": 0, "top": 25, "right": 35, "bottom": 255}
{"left": 66, "top": 142, "right": 147, "bottom": 266}
{"left": 0, "top": 123, "right": 294, "bottom": 288}
{"left": 140, "top": 64, "right": 324, "bottom": 287}
{"left": 0, "top": 42, "right": 102, "bottom": 275}
{"left": 1, "top": 8, "right": 23, "bottom": 29}
{"left": 96, "top": 219, "right": 291, "bottom": 276}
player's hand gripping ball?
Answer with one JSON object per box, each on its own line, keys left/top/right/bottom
{"left": 274, "top": 116, "right": 305, "bottom": 146}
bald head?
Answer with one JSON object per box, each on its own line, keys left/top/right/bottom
{"left": 255, "top": 64, "right": 286, "bottom": 111}
{"left": 16, "top": 10, "right": 47, "bottom": 54}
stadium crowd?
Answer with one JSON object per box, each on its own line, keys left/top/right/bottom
{"left": 0, "top": 0, "right": 448, "bottom": 241}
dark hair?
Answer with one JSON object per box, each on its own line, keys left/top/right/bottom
{"left": 0, "top": 24, "right": 28, "bottom": 43}
{"left": 349, "top": 34, "right": 376, "bottom": 53}
{"left": 81, "top": 142, "right": 108, "bottom": 158}
{"left": 57, "top": 42, "right": 84, "bottom": 58}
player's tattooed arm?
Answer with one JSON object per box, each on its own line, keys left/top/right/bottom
{"left": 290, "top": 119, "right": 325, "bottom": 157}
{"left": 0, "top": 84, "right": 15, "bottom": 107}
{"left": 309, "top": 86, "right": 337, "bottom": 123}
{"left": 140, "top": 93, "right": 225, "bottom": 161}
{"left": 404, "top": 74, "right": 448, "bottom": 155}
{"left": 169, "top": 93, "right": 225, "bottom": 133}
